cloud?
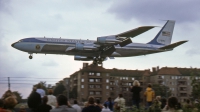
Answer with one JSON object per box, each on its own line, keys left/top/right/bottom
{"left": 107, "top": 1, "right": 200, "bottom": 24}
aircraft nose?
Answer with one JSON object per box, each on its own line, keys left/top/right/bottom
{"left": 11, "top": 42, "right": 17, "bottom": 47}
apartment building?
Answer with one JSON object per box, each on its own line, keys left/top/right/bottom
{"left": 69, "top": 63, "right": 151, "bottom": 105}
{"left": 53, "top": 63, "right": 200, "bottom": 104}
{"left": 150, "top": 67, "right": 200, "bottom": 102}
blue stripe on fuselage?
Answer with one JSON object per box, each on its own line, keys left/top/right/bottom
{"left": 20, "top": 38, "right": 93, "bottom": 45}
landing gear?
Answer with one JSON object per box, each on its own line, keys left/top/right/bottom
{"left": 92, "top": 57, "right": 104, "bottom": 65}
{"left": 29, "top": 54, "right": 33, "bottom": 59}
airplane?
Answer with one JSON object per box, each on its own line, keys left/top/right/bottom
{"left": 11, "top": 20, "right": 188, "bottom": 64}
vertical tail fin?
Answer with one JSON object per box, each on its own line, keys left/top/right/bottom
{"left": 147, "top": 20, "right": 175, "bottom": 45}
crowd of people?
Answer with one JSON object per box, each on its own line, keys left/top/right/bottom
{"left": 0, "top": 82, "right": 200, "bottom": 112}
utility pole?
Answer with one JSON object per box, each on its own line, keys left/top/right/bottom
{"left": 8, "top": 77, "right": 10, "bottom": 90}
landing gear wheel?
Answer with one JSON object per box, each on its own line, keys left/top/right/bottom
{"left": 29, "top": 55, "right": 33, "bottom": 59}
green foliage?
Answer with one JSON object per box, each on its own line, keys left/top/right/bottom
{"left": 69, "top": 87, "right": 77, "bottom": 99}
{"left": 190, "top": 72, "right": 200, "bottom": 99}
{"left": 12, "top": 91, "right": 22, "bottom": 103}
{"left": 152, "top": 84, "right": 171, "bottom": 98}
{"left": 53, "top": 83, "right": 66, "bottom": 96}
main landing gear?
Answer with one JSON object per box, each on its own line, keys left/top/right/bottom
{"left": 29, "top": 54, "right": 33, "bottom": 59}
{"left": 92, "top": 57, "right": 105, "bottom": 65}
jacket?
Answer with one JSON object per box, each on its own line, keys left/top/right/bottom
{"left": 114, "top": 97, "right": 126, "bottom": 112}
{"left": 130, "top": 86, "right": 142, "bottom": 100}
{"left": 144, "top": 87, "right": 155, "bottom": 102}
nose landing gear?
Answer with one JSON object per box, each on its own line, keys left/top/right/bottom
{"left": 29, "top": 54, "right": 33, "bottom": 59}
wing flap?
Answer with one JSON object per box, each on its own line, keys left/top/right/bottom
{"left": 159, "top": 40, "right": 188, "bottom": 50}
{"left": 117, "top": 26, "right": 155, "bottom": 37}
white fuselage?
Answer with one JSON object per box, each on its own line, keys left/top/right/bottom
{"left": 12, "top": 37, "right": 167, "bottom": 57}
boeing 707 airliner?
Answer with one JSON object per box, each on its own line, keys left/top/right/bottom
{"left": 11, "top": 20, "right": 188, "bottom": 64}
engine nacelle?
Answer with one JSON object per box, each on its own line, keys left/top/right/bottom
{"left": 74, "top": 55, "right": 93, "bottom": 61}
{"left": 97, "top": 36, "right": 121, "bottom": 44}
{"left": 75, "top": 43, "right": 97, "bottom": 50}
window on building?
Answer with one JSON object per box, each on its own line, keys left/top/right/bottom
{"left": 96, "top": 92, "right": 101, "bottom": 95}
{"left": 81, "top": 85, "right": 84, "bottom": 88}
{"left": 89, "top": 91, "right": 94, "bottom": 95}
{"left": 89, "top": 79, "right": 94, "bottom": 82}
{"left": 81, "top": 79, "right": 84, "bottom": 82}
{"left": 132, "top": 78, "right": 135, "bottom": 80}
{"left": 96, "top": 85, "right": 101, "bottom": 88}
{"left": 96, "top": 79, "right": 101, "bottom": 82}
{"left": 96, "top": 73, "right": 101, "bottom": 76}
{"left": 89, "top": 72, "right": 94, "bottom": 75}
{"left": 129, "top": 82, "right": 132, "bottom": 86}
{"left": 89, "top": 85, "right": 94, "bottom": 88}
{"left": 106, "top": 73, "right": 109, "bottom": 76}
{"left": 126, "top": 77, "right": 128, "bottom": 80}
{"left": 106, "top": 79, "right": 109, "bottom": 83}
{"left": 106, "top": 86, "right": 109, "bottom": 89}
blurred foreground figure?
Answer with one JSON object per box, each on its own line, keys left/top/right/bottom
{"left": 38, "top": 96, "right": 52, "bottom": 112}
{"left": 104, "top": 97, "right": 114, "bottom": 111}
{"left": 82, "top": 96, "right": 101, "bottom": 112}
{"left": 47, "top": 89, "right": 57, "bottom": 109}
{"left": 114, "top": 94, "right": 126, "bottom": 112}
{"left": 130, "top": 80, "right": 142, "bottom": 109}
{"left": 28, "top": 87, "right": 41, "bottom": 112}
{"left": 162, "top": 97, "right": 183, "bottom": 112}
{"left": 0, "top": 99, "right": 7, "bottom": 112}
{"left": 50, "top": 94, "right": 76, "bottom": 112}
{"left": 4, "top": 96, "right": 17, "bottom": 112}
{"left": 72, "top": 99, "right": 81, "bottom": 112}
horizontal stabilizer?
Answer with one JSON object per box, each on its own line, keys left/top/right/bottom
{"left": 117, "top": 26, "right": 155, "bottom": 37}
{"left": 159, "top": 40, "right": 188, "bottom": 50}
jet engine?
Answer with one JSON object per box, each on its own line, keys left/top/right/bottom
{"left": 74, "top": 55, "right": 93, "bottom": 61}
{"left": 97, "top": 36, "right": 121, "bottom": 44}
{"left": 75, "top": 43, "right": 97, "bottom": 50}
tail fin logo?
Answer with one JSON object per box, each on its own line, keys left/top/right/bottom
{"left": 162, "top": 31, "right": 171, "bottom": 37}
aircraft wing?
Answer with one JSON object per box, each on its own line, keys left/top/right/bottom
{"left": 116, "top": 26, "right": 155, "bottom": 37}
{"left": 159, "top": 40, "right": 188, "bottom": 50}
{"left": 94, "top": 26, "right": 155, "bottom": 57}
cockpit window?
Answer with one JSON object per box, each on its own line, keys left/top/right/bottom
{"left": 18, "top": 39, "right": 23, "bottom": 42}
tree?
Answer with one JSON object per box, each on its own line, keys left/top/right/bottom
{"left": 69, "top": 87, "right": 77, "bottom": 99}
{"left": 12, "top": 91, "right": 23, "bottom": 103}
{"left": 53, "top": 83, "right": 66, "bottom": 96}
{"left": 152, "top": 84, "right": 171, "bottom": 98}
{"left": 191, "top": 73, "right": 200, "bottom": 99}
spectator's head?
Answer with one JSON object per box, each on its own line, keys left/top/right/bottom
{"left": 156, "top": 96, "right": 161, "bottom": 101}
{"left": 88, "top": 96, "right": 95, "bottom": 104}
{"left": 119, "top": 94, "right": 123, "bottom": 98}
{"left": 168, "top": 97, "right": 179, "bottom": 109}
{"left": 133, "top": 80, "right": 140, "bottom": 86}
{"left": 96, "top": 99, "right": 100, "bottom": 104}
{"left": 147, "top": 83, "right": 152, "bottom": 88}
{"left": 4, "top": 97, "right": 17, "bottom": 109}
{"left": 48, "top": 89, "right": 53, "bottom": 95}
{"left": 104, "top": 103, "right": 108, "bottom": 108}
{"left": 0, "top": 99, "right": 4, "bottom": 108}
{"left": 57, "top": 94, "right": 67, "bottom": 106}
{"left": 42, "top": 96, "right": 48, "bottom": 104}
{"left": 74, "top": 99, "right": 78, "bottom": 104}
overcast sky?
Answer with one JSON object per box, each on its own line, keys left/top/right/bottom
{"left": 0, "top": 0, "right": 200, "bottom": 98}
